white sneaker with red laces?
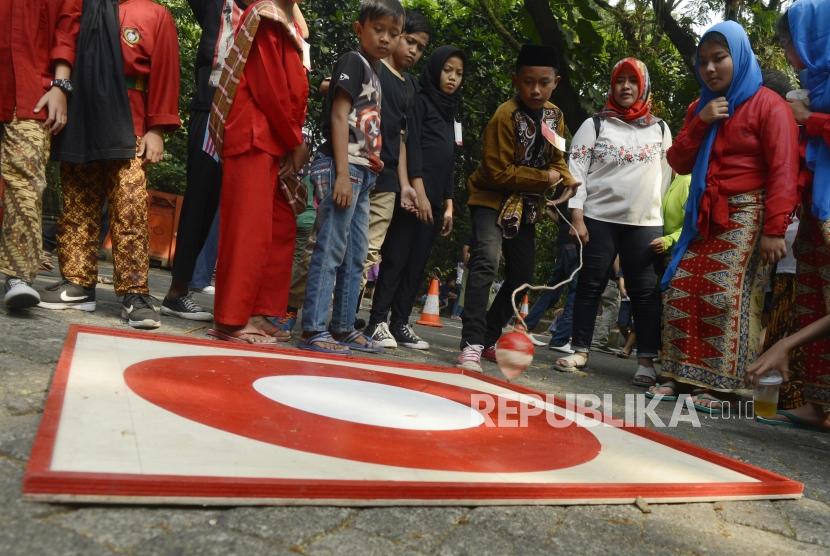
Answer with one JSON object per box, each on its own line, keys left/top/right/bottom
{"left": 457, "top": 343, "right": 484, "bottom": 372}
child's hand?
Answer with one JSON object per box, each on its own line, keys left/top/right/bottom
{"left": 548, "top": 183, "right": 578, "bottom": 207}
{"left": 787, "top": 99, "right": 811, "bottom": 125}
{"left": 570, "top": 218, "right": 589, "bottom": 245}
{"left": 287, "top": 142, "right": 310, "bottom": 175}
{"left": 650, "top": 237, "right": 667, "bottom": 254}
{"left": 745, "top": 339, "right": 791, "bottom": 386}
{"left": 34, "top": 87, "right": 68, "bottom": 135}
{"left": 332, "top": 173, "right": 352, "bottom": 209}
{"left": 138, "top": 128, "right": 165, "bottom": 164}
{"left": 400, "top": 184, "right": 419, "bottom": 213}
{"left": 760, "top": 235, "right": 786, "bottom": 265}
{"left": 441, "top": 206, "right": 453, "bottom": 237}
{"left": 547, "top": 169, "right": 561, "bottom": 185}
{"left": 699, "top": 97, "right": 729, "bottom": 124}
{"left": 416, "top": 191, "right": 433, "bottom": 224}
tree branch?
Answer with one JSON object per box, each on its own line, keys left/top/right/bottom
{"left": 477, "top": 0, "right": 522, "bottom": 51}
{"left": 651, "top": 0, "right": 697, "bottom": 74}
{"left": 595, "top": 0, "right": 638, "bottom": 48}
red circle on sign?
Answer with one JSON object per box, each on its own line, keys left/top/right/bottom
{"left": 124, "top": 356, "right": 601, "bottom": 473}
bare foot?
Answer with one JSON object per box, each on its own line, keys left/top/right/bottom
{"left": 250, "top": 315, "right": 291, "bottom": 342}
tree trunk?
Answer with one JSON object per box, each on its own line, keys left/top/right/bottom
{"left": 651, "top": 0, "right": 698, "bottom": 74}
{"left": 523, "top": 0, "right": 589, "bottom": 132}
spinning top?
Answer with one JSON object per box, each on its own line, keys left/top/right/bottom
{"left": 495, "top": 331, "right": 534, "bottom": 380}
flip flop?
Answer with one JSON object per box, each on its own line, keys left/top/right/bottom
{"left": 756, "top": 410, "right": 829, "bottom": 432}
{"left": 337, "top": 330, "right": 383, "bottom": 353}
{"left": 645, "top": 381, "right": 678, "bottom": 402}
{"left": 297, "top": 331, "right": 351, "bottom": 355}
{"left": 692, "top": 392, "right": 728, "bottom": 415}
{"left": 206, "top": 328, "right": 278, "bottom": 345}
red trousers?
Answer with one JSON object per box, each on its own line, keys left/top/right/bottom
{"left": 215, "top": 148, "right": 296, "bottom": 327}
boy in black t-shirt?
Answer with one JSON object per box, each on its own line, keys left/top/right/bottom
{"left": 299, "top": 0, "right": 405, "bottom": 355}
{"left": 359, "top": 10, "right": 431, "bottom": 336}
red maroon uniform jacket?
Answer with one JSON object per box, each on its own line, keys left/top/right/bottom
{"left": 119, "top": 0, "right": 182, "bottom": 135}
{"left": 668, "top": 87, "right": 799, "bottom": 237}
{"left": 0, "top": 0, "right": 82, "bottom": 122}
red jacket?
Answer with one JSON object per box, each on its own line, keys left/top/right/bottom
{"left": 806, "top": 112, "right": 830, "bottom": 147}
{"left": 667, "top": 87, "right": 799, "bottom": 237}
{"left": 0, "top": 0, "right": 82, "bottom": 122}
{"left": 120, "top": 0, "right": 181, "bottom": 135}
{"left": 222, "top": 16, "right": 309, "bottom": 158}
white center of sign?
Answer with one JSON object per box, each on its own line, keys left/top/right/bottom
{"left": 253, "top": 375, "right": 485, "bottom": 431}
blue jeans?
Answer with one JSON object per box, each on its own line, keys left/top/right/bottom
{"left": 524, "top": 242, "right": 579, "bottom": 331}
{"left": 190, "top": 211, "right": 219, "bottom": 289}
{"left": 302, "top": 157, "right": 375, "bottom": 334}
{"left": 550, "top": 281, "right": 576, "bottom": 346}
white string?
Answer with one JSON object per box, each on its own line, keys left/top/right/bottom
{"left": 510, "top": 200, "right": 584, "bottom": 331}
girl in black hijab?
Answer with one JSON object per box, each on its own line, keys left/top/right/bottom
{"left": 366, "top": 46, "right": 466, "bottom": 350}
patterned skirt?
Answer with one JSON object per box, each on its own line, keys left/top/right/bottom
{"left": 791, "top": 213, "right": 830, "bottom": 408}
{"left": 661, "top": 191, "right": 770, "bottom": 392}
{"left": 762, "top": 274, "right": 800, "bottom": 409}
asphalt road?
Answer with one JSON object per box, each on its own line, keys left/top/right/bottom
{"left": 0, "top": 263, "right": 828, "bottom": 555}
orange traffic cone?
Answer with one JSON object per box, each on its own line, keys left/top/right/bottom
{"left": 519, "top": 293, "right": 530, "bottom": 320}
{"left": 416, "top": 278, "right": 443, "bottom": 328}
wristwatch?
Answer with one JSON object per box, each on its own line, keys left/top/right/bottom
{"left": 50, "top": 79, "right": 73, "bottom": 96}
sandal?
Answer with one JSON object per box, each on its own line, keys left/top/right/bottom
{"left": 691, "top": 392, "right": 728, "bottom": 415}
{"left": 553, "top": 352, "right": 588, "bottom": 373}
{"left": 251, "top": 316, "right": 291, "bottom": 342}
{"left": 337, "top": 330, "right": 382, "bottom": 353}
{"left": 645, "top": 381, "right": 678, "bottom": 401}
{"left": 207, "top": 328, "right": 278, "bottom": 345}
{"left": 297, "top": 331, "right": 351, "bottom": 355}
{"left": 756, "top": 410, "right": 830, "bottom": 432}
{"left": 631, "top": 365, "right": 657, "bottom": 387}
{"left": 615, "top": 349, "right": 631, "bottom": 359}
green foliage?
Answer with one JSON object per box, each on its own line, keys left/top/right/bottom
{"left": 148, "top": 0, "right": 200, "bottom": 194}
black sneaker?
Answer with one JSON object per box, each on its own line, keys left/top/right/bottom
{"left": 38, "top": 279, "right": 96, "bottom": 311}
{"left": 4, "top": 277, "right": 40, "bottom": 310}
{"left": 161, "top": 293, "right": 213, "bottom": 321}
{"left": 391, "top": 322, "right": 430, "bottom": 350}
{"left": 121, "top": 293, "right": 161, "bottom": 329}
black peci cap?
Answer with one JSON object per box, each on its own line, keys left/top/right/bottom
{"left": 516, "top": 44, "right": 560, "bottom": 71}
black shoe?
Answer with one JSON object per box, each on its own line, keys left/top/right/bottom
{"left": 161, "top": 293, "right": 213, "bottom": 321}
{"left": 121, "top": 293, "right": 161, "bottom": 329}
{"left": 391, "top": 322, "right": 430, "bottom": 350}
{"left": 38, "top": 279, "right": 95, "bottom": 311}
{"left": 354, "top": 318, "right": 366, "bottom": 330}
{"left": 4, "top": 277, "right": 40, "bottom": 310}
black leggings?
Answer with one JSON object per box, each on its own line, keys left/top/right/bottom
{"left": 571, "top": 217, "right": 662, "bottom": 358}
{"left": 171, "top": 110, "right": 222, "bottom": 285}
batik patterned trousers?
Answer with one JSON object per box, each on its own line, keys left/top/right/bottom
{"left": 58, "top": 145, "right": 149, "bottom": 296}
{"left": 0, "top": 117, "right": 50, "bottom": 282}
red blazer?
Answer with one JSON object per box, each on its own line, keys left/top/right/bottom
{"left": 0, "top": 0, "right": 81, "bottom": 122}
{"left": 120, "top": 0, "right": 182, "bottom": 135}
{"left": 806, "top": 112, "right": 830, "bottom": 148}
{"left": 667, "top": 87, "right": 799, "bottom": 237}
{"left": 222, "top": 17, "right": 309, "bottom": 158}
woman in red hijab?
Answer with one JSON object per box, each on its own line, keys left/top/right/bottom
{"left": 554, "top": 58, "right": 672, "bottom": 388}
